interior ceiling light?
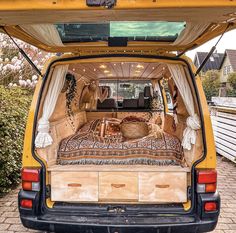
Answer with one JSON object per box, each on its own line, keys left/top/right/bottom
{"left": 107, "top": 73, "right": 113, "bottom": 77}
{"left": 83, "top": 69, "right": 86, "bottom": 72}
{"left": 99, "top": 64, "right": 107, "bottom": 69}
{"left": 94, "top": 68, "right": 97, "bottom": 71}
{"left": 152, "top": 67, "right": 155, "bottom": 70}
{"left": 104, "top": 70, "right": 110, "bottom": 73}
{"left": 136, "top": 64, "right": 144, "bottom": 69}
{"left": 121, "top": 62, "right": 124, "bottom": 65}
{"left": 135, "top": 70, "right": 141, "bottom": 73}
{"left": 113, "top": 63, "right": 116, "bottom": 66}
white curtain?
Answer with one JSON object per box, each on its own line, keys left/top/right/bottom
{"left": 151, "top": 79, "right": 159, "bottom": 93}
{"left": 167, "top": 64, "right": 201, "bottom": 150}
{"left": 20, "top": 24, "right": 64, "bottom": 47}
{"left": 173, "top": 22, "right": 210, "bottom": 46}
{"left": 35, "top": 65, "right": 69, "bottom": 148}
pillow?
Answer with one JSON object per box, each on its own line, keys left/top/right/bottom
{"left": 148, "top": 123, "right": 163, "bottom": 139}
{"left": 105, "top": 119, "right": 121, "bottom": 136}
{"left": 122, "top": 115, "right": 147, "bottom": 123}
{"left": 120, "top": 121, "right": 149, "bottom": 139}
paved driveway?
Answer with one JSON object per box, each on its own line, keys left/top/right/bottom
{"left": 0, "top": 156, "right": 235, "bottom": 233}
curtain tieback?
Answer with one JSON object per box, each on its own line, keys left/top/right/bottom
{"left": 35, "top": 118, "right": 53, "bottom": 148}
{"left": 38, "top": 119, "right": 50, "bottom": 133}
{"left": 182, "top": 114, "right": 201, "bottom": 150}
{"left": 186, "top": 114, "right": 201, "bottom": 130}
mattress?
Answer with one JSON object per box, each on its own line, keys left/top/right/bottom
{"left": 57, "top": 119, "right": 184, "bottom": 166}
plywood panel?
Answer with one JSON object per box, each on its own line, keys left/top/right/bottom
{"left": 48, "top": 164, "right": 190, "bottom": 172}
{"left": 70, "top": 62, "right": 165, "bottom": 80}
{"left": 139, "top": 172, "right": 187, "bottom": 203}
{"left": 99, "top": 172, "right": 138, "bottom": 202}
{"left": 51, "top": 172, "right": 98, "bottom": 202}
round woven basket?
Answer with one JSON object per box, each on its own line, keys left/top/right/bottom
{"left": 120, "top": 122, "right": 149, "bottom": 139}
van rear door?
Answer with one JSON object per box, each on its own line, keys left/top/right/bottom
{"left": 0, "top": 0, "right": 236, "bottom": 54}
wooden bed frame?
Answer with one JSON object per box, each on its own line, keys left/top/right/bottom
{"left": 48, "top": 165, "right": 190, "bottom": 204}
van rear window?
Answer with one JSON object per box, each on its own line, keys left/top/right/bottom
{"left": 55, "top": 21, "right": 186, "bottom": 43}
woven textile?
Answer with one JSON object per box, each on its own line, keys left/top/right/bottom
{"left": 57, "top": 119, "right": 184, "bottom": 166}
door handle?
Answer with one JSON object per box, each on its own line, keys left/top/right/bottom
{"left": 155, "top": 184, "right": 170, "bottom": 188}
{"left": 68, "top": 183, "right": 82, "bottom": 187}
{"left": 111, "top": 183, "right": 126, "bottom": 188}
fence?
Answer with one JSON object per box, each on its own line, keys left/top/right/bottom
{"left": 210, "top": 97, "right": 236, "bottom": 163}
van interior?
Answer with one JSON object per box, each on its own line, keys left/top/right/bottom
{"left": 35, "top": 59, "right": 203, "bottom": 206}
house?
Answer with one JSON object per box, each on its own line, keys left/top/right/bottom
{"left": 193, "top": 51, "right": 224, "bottom": 73}
{"left": 219, "top": 49, "right": 236, "bottom": 85}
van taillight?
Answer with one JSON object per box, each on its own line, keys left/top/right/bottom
{"left": 197, "top": 170, "right": 217, "bottom": 193}
{"left": 21, "top": 168, "right": 40, "bottom": 191}
{"left": 20, "top": 199, "right": 33, "bottom": 209}
{"left": 204, "top": 202, "right": 217, "bottom": 212}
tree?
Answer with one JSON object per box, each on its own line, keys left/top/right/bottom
{"left": 0, "top": 33, "right": 52, "bottom": 89}
{"left": 201, "top": 70, "right": 220, "bottom": 101}
{"left": 227, "top": 72, "right": 236, "bottom": 97}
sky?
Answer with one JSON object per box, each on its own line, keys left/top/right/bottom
{"left": 186, "top": 29, "right": 236, "bottom": 60}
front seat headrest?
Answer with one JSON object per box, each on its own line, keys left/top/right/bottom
{"left": 144, "top": 86, "right": 152, "bottom": 98}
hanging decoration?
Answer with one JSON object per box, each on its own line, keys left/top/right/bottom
{"left": 64, "top": 73, "right": 77, "bottom": 131}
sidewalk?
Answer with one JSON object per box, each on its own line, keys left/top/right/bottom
{"left": 0, "top": 156, "right": 235, "bottom": 233}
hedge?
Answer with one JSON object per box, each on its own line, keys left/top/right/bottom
{"left": 0, "top": 86, "right": 32, "bottom": 195}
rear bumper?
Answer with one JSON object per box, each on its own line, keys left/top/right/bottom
{"left": 21, "top": 214, "right": 217, "bottom": 233}
{"left": 19, "top": 190, "right": 220, "bottom": 233}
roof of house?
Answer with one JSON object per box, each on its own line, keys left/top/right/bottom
{"left": 194, "top": 52, "right": 224, "bottom": 72}
{"left": 220, "top": 49, "right": 236, "bottom": 72}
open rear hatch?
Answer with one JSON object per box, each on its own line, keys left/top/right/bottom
{"left": 0, "top": 0, "right": 236, "bottom": 55}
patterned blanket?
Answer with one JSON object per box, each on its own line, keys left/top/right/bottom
{"left": 57, "top": 119, "right": 184, "bottom": 166}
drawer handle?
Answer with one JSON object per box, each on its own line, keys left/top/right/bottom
{"left": 155, "top": 184, "right": 170, "bottom": 188}
{"left": 68, "top": 183, "right": 82, "bottom": 187}
{"left": 111, "top": 183, "right": 126, "bottom": 188}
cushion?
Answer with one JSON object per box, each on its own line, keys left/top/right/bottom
{"left": 120, "top": 122, "right": 149, "bottom": 139}
{"left": 122, "top": 115, "right": 147, "bottom": 123}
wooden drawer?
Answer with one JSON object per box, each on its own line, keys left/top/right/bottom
{"left": 50, "top": 172, "right": 98, "bottom": 202}
{"left": 99, "top": 172, "right": 138, "bottom": 202}
{"left": 139, "top": 172, "right": 187, "bottom": 203}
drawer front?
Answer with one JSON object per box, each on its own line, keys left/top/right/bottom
{"left": 51, "top": 172, "right": 98, "bottom": 202}
{"left": 99, "top": 172, "right": 138, "bottom": 201}
{"left": 139, "top": 172, "right": 187, "bottom": 203}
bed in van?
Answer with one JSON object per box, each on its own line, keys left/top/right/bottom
{"left": 2, "top": 1, "right": 236, "bottom": 232}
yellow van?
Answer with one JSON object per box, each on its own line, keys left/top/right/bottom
{"left": 2, "top": 1, "right": 236, "bottom": 232}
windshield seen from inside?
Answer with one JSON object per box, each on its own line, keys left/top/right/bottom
{"left": 99, "top": 80, "right": 151, "bottom": 101}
